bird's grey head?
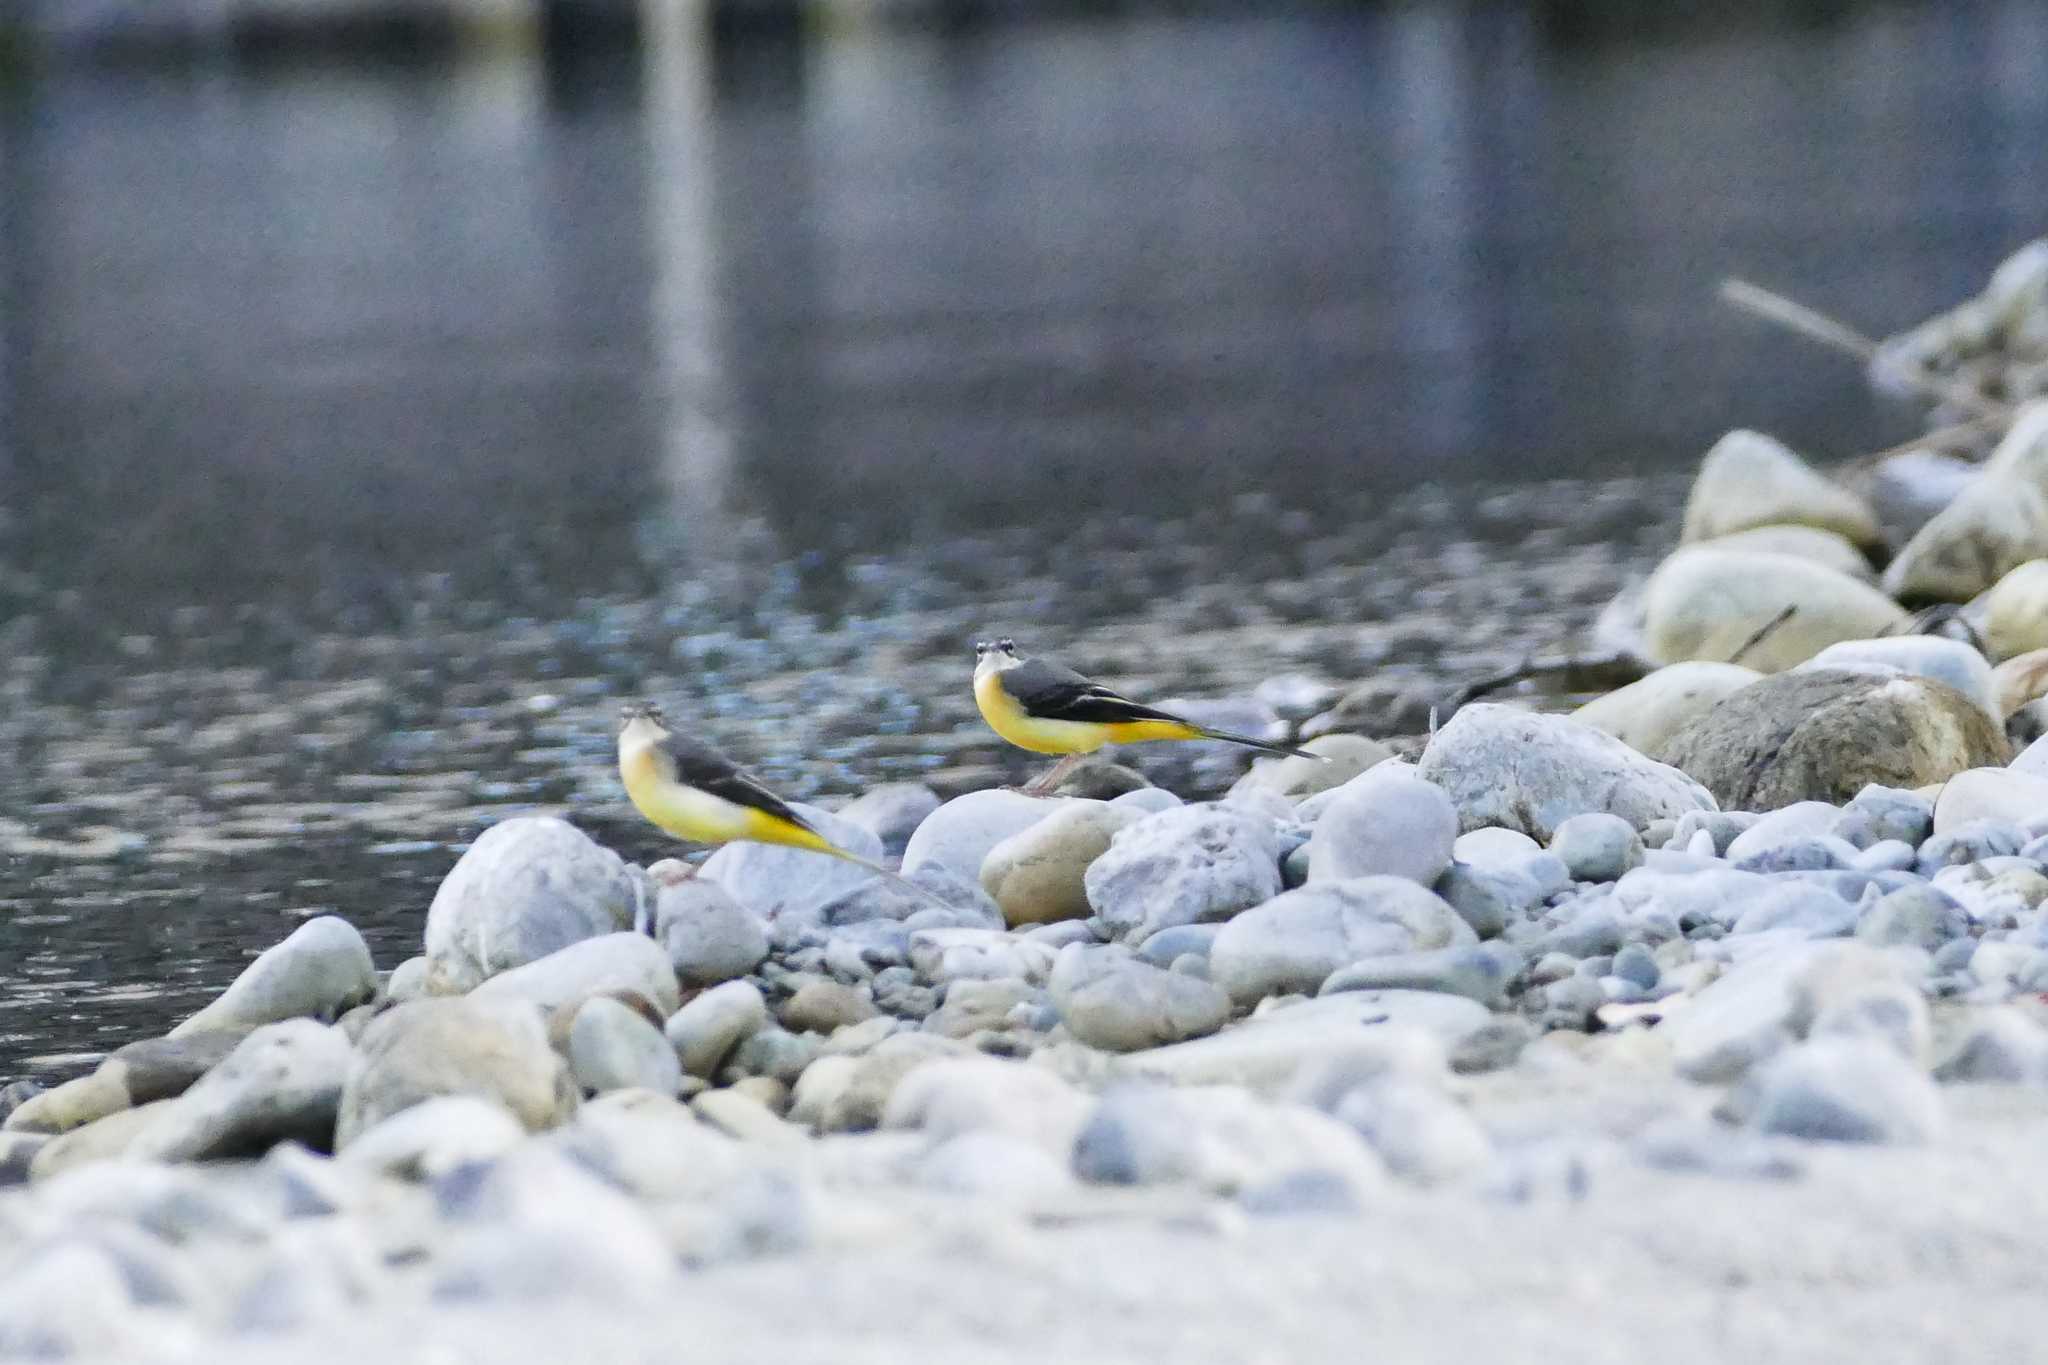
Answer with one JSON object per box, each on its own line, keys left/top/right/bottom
{"left": 619, "top": 701, "right": 669, "bottom": 734}
{"left": 973, "top": 637, "right": 1019, "bottom": 662}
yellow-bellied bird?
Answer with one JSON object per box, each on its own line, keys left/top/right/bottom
{"left": 617, "top": 702, "right": 944, "bottom": 905}
{"left": 971, "top": 638, "right": 1322, "bottom": 794}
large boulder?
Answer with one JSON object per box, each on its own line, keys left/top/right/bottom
{"left": 1658, "top": 669, "right": 2010, "bottom": 811}
{"left": 1643, "top": 547, "right": 1910, "bottom": 672}
{"left": 172, "top": 917, "right": 375, "bottom": 1037}
{"left": 1209, "top": 877, "right": 1473, "bottom": 1007}
{"left": 1982, "top": 559, "right": 2048, "bottom": 662}
{"left": 1571, "top": 662, "right": 1763, "bottom": 757}
{"left": 1679, "top": 429, "right": 1882, "bottom": 549}
{"left": 1083, "top": 805, "right": 1285, "bottom": 946}
{"left": 423, "top": 818, "right": 642, "bottom": 994}
{"left": 335, "top": 997, "right": 577, "bottom": 1147}
{"left": 1416, "top": 705, "right": 1714, "bottom": 841}
{"left": 1882, "top": 473, "right": 2048, "bottom": 605}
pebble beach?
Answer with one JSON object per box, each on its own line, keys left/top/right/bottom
{"left": 3, "top": 242, "right": 2048, "bottom": 1360}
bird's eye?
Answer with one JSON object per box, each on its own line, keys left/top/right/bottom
{"left": 998, "top": 637, "right": 1014, "bottom": 651}
{"left": 974, "top": 640, "right": 989, "bottom": 655}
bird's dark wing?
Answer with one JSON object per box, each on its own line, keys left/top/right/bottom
{"left": 662, "top": 735, "right": 817, "bottom": 832}
{"left": 1003, "top": 658, "right": 1188, "bottom": 726}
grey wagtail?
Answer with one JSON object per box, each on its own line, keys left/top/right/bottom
{"left": 617, "top": 702, "right": 945, "bottom": 906}
{"left": 971, "top": 638, "right": 1321, "bottom": 794}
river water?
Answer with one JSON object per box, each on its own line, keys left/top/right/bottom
{"left": 2, "top": 1, "right": 2045, "bottom": 1079}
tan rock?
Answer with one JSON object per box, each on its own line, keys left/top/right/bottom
{"left": 1644, "top": 547, "right": 1909, "bottom": 673}
{"left": 980, "top": 801, "right": 1135, "bottom": 927}
{"left": 1680, "top": 429, "right": 1882, "bottom": 548}
{"left": 1983, "top": 559, "right": 2048, "bottom": 661}
{"left": 1882, "top": 473, "right": 2048, "bottom": 605}
{"left": 1696, "top": 525, "right": 1875, "bottom": 580}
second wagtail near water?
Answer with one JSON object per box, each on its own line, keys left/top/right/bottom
{"left": 972, "top": 638, "right": 1322, "bottom": 794}
{"left": 617, "top": 702, "right": 945, "bottom": 906}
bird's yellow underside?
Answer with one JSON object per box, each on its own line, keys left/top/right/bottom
{"left": 973, "top": 670, "right": 1203, "bottom": 754}
{"left": 618, "top": 744, "right": 835, "bottom": 853}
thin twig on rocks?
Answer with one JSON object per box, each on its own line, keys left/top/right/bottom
{"left": 1726, "top": 605, "right": 1797, "bottom": 667}
{"left": 1446, "top": 652, "right": 1649, "bottom": 711}
{"left": 1719, "top": 278, "right": 2014, "bottom": 424}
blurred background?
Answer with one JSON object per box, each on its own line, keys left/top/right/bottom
{"left": 0, "top": 0, "right": 2045, "bottom": 1074}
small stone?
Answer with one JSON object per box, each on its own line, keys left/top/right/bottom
{"left": 1449, "top": 1017, "right": 1534, "bottom": 1074}
{"left": 1802, "top": 636, "right": 1998, "bottom": 719}
{"left": 1318, "top": 942, "right": 1521, "bottom": 1007}
{"left": 131, "top": 1019, "right": 354, "bottom": 1162}
{"left": 1917, "top": 818, "right": 2028, "bottom": 876}
{"left": 921, "top": 978, "right": 1039, "bottom": 1040}
{"left": 777, "top": 979, "right": 879, "bottom": 1035}
{"left": 340, "top": 1095, "right": 527, "bottom": 1179}
{"left": 1932, "top": 768, "right": 2048, "bottom": 836}
{"left": 1744, "top": 1038, "right": 1943, "bottom": 1144}
{"left": 1046, "top": 757, "right": 1151, "bottom": 799}
{"left": 1883, "top": 470, "right": 2048, "bottom": 604}
{"left": 1329, "top": 1079, "right": 1491, "bottom": 1185}
{"left": 815, "top": 1033, "right": 971, "bottom": 1133}
{"left": 172, "top": 916, "right": 376, "bottom": 1038}
{"left": 882, "top": 1055, "right": 1093, "bottom": 1153}
{"left": 1048, "top": 946, "right": 1231, "bottom": 1052}
{"left": 1210, "top": 878, "right": 1474, "bottom": 1006}
{"left": 654, "top": 881, "right": 769, "bottom": 986}
{"left": 979, "top": 801, "right": 1135, "bottom": 927}
{"left": 1807, "top": 982, "right": 1930, "bottom": 1065}
{"left": 1548, "top": 813, "right": 1644, "bottom": 883}
{"left": 1836, "top": 785, "right": 1935, "bottom": 849}
{"left": 1450, "top": 827, "right": 1542, "bottom": 868}
{"left": 835, "top": 783, "right": 942, "bottom": 859}
{"left": 1733, "top": 835, "right": 1858, "bottom": 874}
{"left": 916, "top": 1131, "right": 1072, "bottom": 1200}
{"left": 471, "top": 932, "right": 680, "bottom": 1017}
{"left": 665, "top": 980, "right": 768, "bottom": 1079}
{"left": 1610, "top": 943, "right": 1661, "bottom": 991}
{"left": 569, "top": 997, "right": 682, "bottom": 1097}
{"left": 1933, "top": 1009, "right": 2048, "bottom": 1082}
{"left": 1117, "top": 993, "right": 1490, "bottom": 1092}
{"left": 1083, "top": 805, "right": 1284, "bottom": 946}
{"left": 1433, "top": 862, "right": 1543, "bottom": 939}
{"left": 386, "top": 956, "right": 430, "bottom": 1005}
{"left": 690, "top": 1088, "right": 808, "bottom": 1147}
{"left": 27, "top": 1101, "right": 180, "bottom": 1179}
{"left": 1857, "top": 884, "right": 1969, "bottom": 951}
{"left": 723, "top": 1028, "right": 821, "bottom": 1086}
{"left": 1071, "top": 1084, "right": 1384, "bottom": 1195}
{"left": 1306, "top": 765, "right": 1458, "bottom": 887}
{"left": 901, "top": 790, "right": 1060, "bottom": 882}
{"left": 423, "top": 816, "right": 642, "bottom": 993}
{"left": 335, "top": 997, "right": 575, "bottom": 1147}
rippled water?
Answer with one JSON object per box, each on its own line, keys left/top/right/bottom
{"left": 3, "top": 2, "right": 2047, "bottom": 1079}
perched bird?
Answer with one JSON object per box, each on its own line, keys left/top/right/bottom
{"left": 971, "top": 638, "right": 1322, "bottom": 794}
{"left": 616, "top": 702, "right": 944, "bottom": 905}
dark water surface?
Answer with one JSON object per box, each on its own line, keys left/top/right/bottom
{"left": 2, "top": 2, "right": 2046, "bottom": 1079}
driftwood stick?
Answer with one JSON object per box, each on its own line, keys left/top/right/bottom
{"left": 1718, "top": 278, "right": 2012, "bottom": 423}
{"left": 1727, "top": 605, "right": 1797, "bottom": 667}
{"left": 1447, "top": 652, "right": 1649, "bottom": 711}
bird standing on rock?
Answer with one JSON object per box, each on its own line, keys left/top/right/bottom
{"left": 616, "top": 702, "right": 946, "bottom": 906}
{"left": 971, "top": 638, "right": 1324, "bottom": 795}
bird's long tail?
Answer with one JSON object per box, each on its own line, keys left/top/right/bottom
{"left": 813, "top": 842, "right": 957, "bottom": 910}
{"left": 1194, "top": 726, "right": 1326, "bottom": 761}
